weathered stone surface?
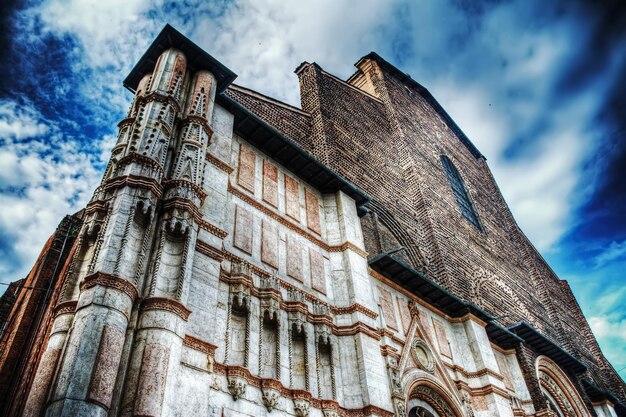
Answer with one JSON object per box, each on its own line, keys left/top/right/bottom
{"left": 433, "top": 319, "right": 452, "bottom": 359}
{"left": 261, "top": 220, "right": 279, "bottom": 268}
{"left": 134, "top": 344, "right": 170, "bottom": 417}
{"left": 262, "top": 160, "right": 279, "bottom": 207}
{"left": 88, "top": 325, "right": 125, "bottom": 408}
{"left": 286, "top": 235, "right": 303, "bottom": 281}
{"left": 309, "top": 249, "right": 326, "bottom": 294}
{"left": 7, "top": 28, "right": 622, "bottom": 417}
{"left": 304, "top": 188, "right": 321, "bottom": 234}
{"left": 234, "top": 205, "right": 253, "bottom": 254}
{"left": 378, "top": 286, "right": 398, "bottom": 331}
{"left": 237, "top": 144, "right": 256, "bottom": 193}
{"left": 284, "top": 174, "right": 300, "bottom": 221}
{"left": 396, "top": 296, "right": 411, "bottom": 335}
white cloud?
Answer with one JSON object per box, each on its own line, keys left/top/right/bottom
{"left": 0, "top": 100, "right": 109, "bottom": 280}
{"left": 0, "top": 101, "right": 48, "bottom": 141}
{"left": 595, "top": 240, "right": 626, "bottom": 268}
{"left": 589, "top": 315, "right": 626, "bottom": 378}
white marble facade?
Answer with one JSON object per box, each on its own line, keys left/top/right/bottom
{"left": 20, "top": 33, "right": 612, "bottom": 417}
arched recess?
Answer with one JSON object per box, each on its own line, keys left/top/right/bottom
{"left": 535, "top": 356, "right": 590, "bottom": 417}
{"left": 401, "top": 370, "right": 466, "bottom": 417}
{"left": 362, "top": 199, "right": 426, "bottom": 269}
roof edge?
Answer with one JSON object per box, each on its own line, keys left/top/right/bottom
{"left": 360, "top": 52, "right": 485, "bottom": 160}
{"left": 123, "top": 24, "right": 237, "bottom": 94}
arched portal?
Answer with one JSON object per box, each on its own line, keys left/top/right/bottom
{"left": 535, "top": 356, "right": 590, "bottom": 417}
{"left": 406, "top": 381, "right": 464, "bottom": 417}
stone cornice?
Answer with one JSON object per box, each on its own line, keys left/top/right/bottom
{"left": 163, "top": 179, "right": 208, "bottom": 203}
{"left": 103, "top": 174, "right": 163, "bottom": 198}
{"left": 53, "top": 300, "right": 78, "bottom": 318}
{"left": 181, "top": 114, "right": 213, "bottom": 138}
{"left": 444, "top": 362, "right": 505, "bottom": 381}
{"left": 205, "top": 151, "right": 234, "bottom": 174}
{"left": 80, "top": 272, "right": 139, "bottom": 302}
{"left": 183, "top": 334, "right": 217, "bottom": 355}
{"left": 213, "top": 364, "right": 394, "bottom": 417}
{"left": 142, "top": 297, "right": 192, "bottom": 321}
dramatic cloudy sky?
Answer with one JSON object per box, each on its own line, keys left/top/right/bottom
{"left": 1, "top": 0, "right": 624, "bottom": 378}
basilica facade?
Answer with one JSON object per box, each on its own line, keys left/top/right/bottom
{"left": 0, "top": 25, "right": 624, "bottom": 417}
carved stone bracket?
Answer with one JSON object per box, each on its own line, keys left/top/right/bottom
{"left": 261, "top": 379, "right": 282, "bottom": 412}
{"left": 293, "top": 397, "right": 311, "bottom": 417}
{"left": 226, "top": 367, "right": 248, "bottom": 401}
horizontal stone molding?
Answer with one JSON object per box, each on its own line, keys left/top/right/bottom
{"left": 454, "top": 379, "right": 510, "bottom": 399}
{"left": 214, "top": 364, "right": 394, "bottom": 417}
{"left": 142, "top": 297, "right": 192, "bottom": 321}
{"left": 444, "top": 362, "right": 505, "bottom": 381}
{"left": 80, "top": 272, "right": 139, "bottom": 302}
{"left": 183, "top": 334, "right": 217, "bottom": 355}
{"left": 229, "top": 182, "right": 368, "bottom": 257}
{"left": 53, "top": 300, "right": 78, "bottom": 318}
{"left": 205, "top": 151, "right": 234, "bottom": 174}
{"left": 84, "top": 200, "right": 109, "bottom": 216}
{"left": 163, "top": 178, "right": 208, "bottom": 202}
{"left": 197, "top": 221, "right": 228, "bottom": 239}
{"left": 181, "top": 114, "right": 213, "bottom": 138}
{"left": 136, "top": 89, "right": 182, "bottom": 113}
{"left": 195, "top": 240, "right": 226, "bottom": 260}
{"left": 103, "top": 174, "right": 163, "bottom": 198}
{"left": 117, "top": 116, "right": 135, "bottom": 128}
{"left": 380, "top": 345, "right": 401, "bottom": 361}
{"left": 218, "top": 248, "right": 377, "bottom": 318}
{"left": 117, "top": 152, "right": 165, "bottom": 175}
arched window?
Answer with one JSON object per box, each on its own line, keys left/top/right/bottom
{"left": 440, "top": 155, "right": 482, "bottom": 230}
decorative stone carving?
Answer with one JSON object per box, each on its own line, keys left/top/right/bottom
{"left": 387, "top": 357, "right": 403, "bottom": 397}
{"left": 393, "top": 398, "right": 407, "bottom": 417}
{"left": 293, "top": 399, "right": 310, "bottom": 417}
{"left": 227, "top": 376, "right": 247, "bottom": 400}
{"left": 262, "top": 386, "right": 280, "bottom": 412}
{"left": 461, "top": 390, "right": 474, "bottom": 417}
{"left": 411, "top": 339, "right": 435, "bottom": 373}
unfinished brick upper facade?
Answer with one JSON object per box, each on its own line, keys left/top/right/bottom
{"left": 0, "top": 25, "right": 623, "bottom": 417}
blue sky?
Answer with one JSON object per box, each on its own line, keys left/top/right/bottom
{"left": 0, "top": 0, "right": 624, "bottom": 379}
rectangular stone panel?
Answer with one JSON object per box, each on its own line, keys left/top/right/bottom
{"left": 286, "top": 236, "right": 303, "bottom": 281}
{"left": 262, "top": 160, "right": 279, "bottom": 207}
{"left": 284, "top": 174, "right": 300, "bottom": 221}
{"left": 309, "top": 249, "right": 326, "bottom": 294}
{"left": 495, "top": 351, "right": 513, "bottom": 389}
{"left": 420, "top": 312, "right": 434, "bottom": 342}
{"left": 397, "top": 297, "right": 412, "bottom": 335}
{"left": 432, "top": 318, "right": 453, "bottom": 358}
{"left": 378, "top": 286, "right": 398, "bottom": 331}
{"left": 134, "top": 344, "right": 170, "bottom": 417}
{"left": 305, "top": 188, "right": 321, "bottom": 234}
{"left": 234, "top": 206, "right": 253, "bottom": 254}
{"left": 88, "top": 325, "right": 125, "bottom": 409}
{"left": 237, "top": 144, "right": 256, "bottom": 193}
{"left": 261, "top": 220, "right": 278, "bottom": 268}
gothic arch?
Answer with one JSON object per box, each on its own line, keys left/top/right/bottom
{"left": 471, "top": 267, "right": 535, "bottom": 325}
{"left": 365, "top": 199, "right": 426, "bottom": 268}
{"left": 535, "top": 356, "right": 589, "bottom": 417}
{"left": 401, "top": 370, "right": 466, "bottom": 417}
